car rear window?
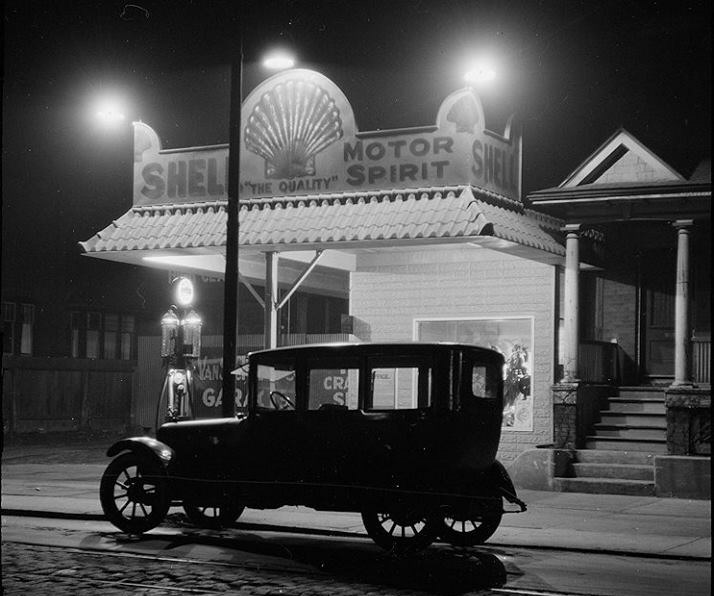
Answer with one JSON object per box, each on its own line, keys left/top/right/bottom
{"left": 469, "top": 363, "right": 499, "bottom": 400}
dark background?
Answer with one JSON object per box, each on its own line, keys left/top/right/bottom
{"left": 2, "top": 0, "right": 711, "bottom": 353}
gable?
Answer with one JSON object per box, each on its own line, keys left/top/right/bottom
{"left": 560, "top": 129, "right": 684, "bottom": 187}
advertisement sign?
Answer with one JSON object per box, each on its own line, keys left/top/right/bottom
{"left": 133, "top": 69, "right": 522, "bottom": 206}
{"left": 191, "top": 348, "right": 247, "bottom": 417}
{"left": 415, "top": 317, "right": 534, "bottom": 431}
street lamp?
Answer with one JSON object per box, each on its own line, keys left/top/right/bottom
{"left": 463, "top": 60, "right": 497, "bottom": 86}
{"left": 221, "top": 47, "right": 296, "bottom": 417}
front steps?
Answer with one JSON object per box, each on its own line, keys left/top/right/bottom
{"left": 554, "top": 449, "right": 657, "bottom": 496}
{"left": 555, "top": 387, "right": 666, "bottom": 496}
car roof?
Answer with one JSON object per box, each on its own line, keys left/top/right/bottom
{"left": 248, "top": 341, "right": 503, "bottom": 360}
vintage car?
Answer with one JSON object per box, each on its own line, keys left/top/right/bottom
{"left": 100, "top": 342, "right": 526, "bottom": 552}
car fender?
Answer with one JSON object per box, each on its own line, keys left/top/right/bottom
{"left": 106, "top": 437, "right": 175, "bottom": 468}
{"left": 491, "top": 460, "right": 527, "bottom": 511}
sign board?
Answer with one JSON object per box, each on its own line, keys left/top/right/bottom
{"left": 191, "top": 348, "right": 247, "bottom": 417}
{"left": 133, "top": 69, "right": 522, "bottom": 206}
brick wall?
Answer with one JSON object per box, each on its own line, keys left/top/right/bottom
{"left": 350, "top": 246, "right": 556, "bottom": 462}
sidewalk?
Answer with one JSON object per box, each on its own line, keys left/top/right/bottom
{"left": 2, "top": 439, "right": 711, "bottom": 560}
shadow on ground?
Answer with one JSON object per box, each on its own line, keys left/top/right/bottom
{"left": 109, "top": 515, "right": 507, "bottom": 595}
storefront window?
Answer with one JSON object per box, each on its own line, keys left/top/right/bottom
{"left": 416, "top": 317, "right": 534, "bottom": 431}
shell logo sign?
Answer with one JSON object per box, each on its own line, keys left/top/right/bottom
{"left": 133, "top": 69, "right": 522, "bottom": 206}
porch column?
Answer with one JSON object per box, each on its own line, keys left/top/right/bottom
{"left": 264, "top": 251, "right": 279, "bottom": 349}
{"left": 672, "top": 220, "right": 693, "bottom": 386}
{"left": 562, "top": 224, "right": 581, "bottom": 383}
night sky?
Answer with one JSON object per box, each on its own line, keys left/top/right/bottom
{"left": 2, "top": 0, "right": 711, "bottom": 313}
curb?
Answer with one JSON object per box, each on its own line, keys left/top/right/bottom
{"left": 3, "top": 507, "right": 710, "bottom": 562}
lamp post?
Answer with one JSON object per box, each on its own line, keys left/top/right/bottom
{"left": 221, "top": 47, "right": 243, "bottom": 417}
{"left": 221, "top": 47, "right": 296, "bottom": 418}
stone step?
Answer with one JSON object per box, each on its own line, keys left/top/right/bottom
{"left": 574, "top": 449, "right": 656, "bottom": 465}
{"left": 599, "top": 412, "right": 666, "bottom": 426}
{"left": 585, "top": 436, "right": 667, "bottom": 453}
{"left": 606, "top": 398, "right": 666, "bottom": 414}
{"left": 617, "top": 387, "right": 666, "bottom": 400}
{"left": 592, "top": 424, "right": 666, "bottom": 440}
{"left": 571, "top": 462, "right": 654, "bottom": 481}
{"left": 553, "top": 477, "right": 656, "bottom": 496}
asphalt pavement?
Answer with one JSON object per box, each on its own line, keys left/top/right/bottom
{"left": 1, "top": 434, "right": 710, "bottom": 561}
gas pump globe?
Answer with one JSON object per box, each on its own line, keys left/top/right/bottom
{"left": 181, "top": 309, "right": 202, "bottom": 357}
{"left": 158, "top": 276, "right": 202, "bottom": 423}
{"left": 160, "top": 308, "right": 179, "bottom": 359}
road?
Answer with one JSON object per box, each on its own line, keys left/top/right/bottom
{"left": 2, "top": 514, "right": 710, "bottom": 595}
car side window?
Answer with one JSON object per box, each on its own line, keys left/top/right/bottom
{"left": 368, "top": 364, "right": 431, "bottom": 410}
{"left": 256, "top": 362, "right": 296, "bottom": 410}
{"left": 307, "top": 368, "right": 359, "bottom": 410}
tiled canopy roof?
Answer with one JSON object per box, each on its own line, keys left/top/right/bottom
{"left": 80, "top": 186, "right": 565, "bottom": 256}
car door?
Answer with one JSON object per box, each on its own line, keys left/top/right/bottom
{"left": 243, "top": 358, "right": 304, "bottom": 485}
{"left": 301, "top": 358, "right": 363, "bottom": 487}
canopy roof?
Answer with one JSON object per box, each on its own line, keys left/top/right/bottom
{"left": 80, "top": 186, "right": 571, "bottom": 279}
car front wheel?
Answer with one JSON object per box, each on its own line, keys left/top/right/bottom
{"left": 100, "top": 452, "right": 170, "bottom": 535}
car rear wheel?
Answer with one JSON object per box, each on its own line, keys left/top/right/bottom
{"left": 361, "top": 506, "right": 439, "bottom": 553}
{"left": 439, "top": 505, "right": 503, "bottom": 546}
{"left": 183, "top": 501, "right": 245, "bottom": 529}
{"left": 100, "top": 452, "right": 170, "bottom": 535}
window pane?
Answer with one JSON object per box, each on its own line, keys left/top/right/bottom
{"left": 120, "top": 332, "right": 132, "bottom": 360}
{"left": 104, "top": 314, "right": 119, "bottom": 332}
{"left": 308, "top": 368, "right": 359, "bottom": 410}
{"left": 21, "top": 304, "right": 35, "bottom": 323}
{"left": 256, "top": 362, "right": 295, "bottom": 410}
{"left": 370, "top": 366, "right": 430, "bottom": 410}
{"left": 20, "top": 323, "right": 33, "bottom": 355}
{"left": 104, "top": 331, "right": 117, "bottom": 359}
{"left": 71, "top": 328, "right": 80, "bottom": 358}
{"left": 87, "top": 312, "right": 101, "bottom": 330}
{"left": 86, "top": 330, "right": 100, "bottom": 359}
{"left": 70, "top": 312, "right": 82, "bottom": 329}
{"left": 121, "top": 315, "right": 135, "bottom": 332}
{"left": 3, "top": 321, "right": 14, "bottom": 354}
{"left": 2, "top": 302, "right": 16, "bottom": 322}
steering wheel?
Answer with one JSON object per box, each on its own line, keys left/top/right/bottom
{"left": 269, "top": 390, "right": 295, "bottom": 410}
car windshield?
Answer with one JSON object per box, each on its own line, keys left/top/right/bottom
{"left": 255, "top": 361, "right": 296, "bottom": 410}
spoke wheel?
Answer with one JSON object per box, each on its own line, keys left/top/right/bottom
{"left": 439, "top": 504, "right": 503, "bottom": 546}
{"left": 361, "top": 506, "right": 439, "bottom": 553}
{"left": 100, "top": 452, "right": 169, "bottom": 535}
{"left": 183, "top": 501, "right": 245, "bottom": 529}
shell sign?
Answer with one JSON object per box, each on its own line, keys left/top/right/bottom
{"left": 133, "top": 69, "right": 522, "bottom": 206}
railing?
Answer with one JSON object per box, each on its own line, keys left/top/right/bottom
{"left": 578, "top": 340, "right": 620, "bottom": 384}
{"left": 692, "top": 333, "right": 711, "bottom": 385}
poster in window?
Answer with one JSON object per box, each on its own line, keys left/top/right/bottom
{"left": 416, "top": 317, "right": 533, "bottom": 431}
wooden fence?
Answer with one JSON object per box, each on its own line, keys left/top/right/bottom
{"left": 2, "top": 355, "right": 134, "bottom": 434}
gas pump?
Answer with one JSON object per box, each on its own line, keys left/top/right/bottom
{"left": 159, "top": 277, "right": 202, "bottom": 423}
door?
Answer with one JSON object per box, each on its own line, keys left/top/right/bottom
{"left": 641, "top": 247, "right": 676, "bottom": 380}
